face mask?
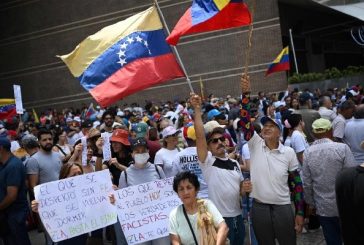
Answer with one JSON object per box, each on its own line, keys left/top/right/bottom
{"left": 134, "top": 153, "right": 150, "bottom": 166}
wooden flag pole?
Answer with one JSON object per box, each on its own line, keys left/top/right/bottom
{"left": 241, "top": 0, "right": 257, "bottom": 94}
{"left": 154, "top": 0, "right": 195, "bottom": 93}
{"left": 199, "top": 77, "right": 205, "bottom": 101}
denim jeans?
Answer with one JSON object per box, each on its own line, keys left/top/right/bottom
{"left": 224, "top": 214, "right": 245, "bottom": 245}
{"left": 242, "top": 196, "right": 258, "bottom": 245}
{"left": 317, "top": 216, "right": 342, "bottom": 245}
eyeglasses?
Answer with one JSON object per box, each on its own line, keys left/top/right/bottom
{"left": 208, "top": 136, "right": 225, "bottom": 144}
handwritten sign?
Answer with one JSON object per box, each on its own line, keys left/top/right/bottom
{"left": 34, "top": 170, "right": 117, "bottom": 242}
{"left": 115, "top": 177, "right": 181, "bottom": 245}
{"left": 81, "top": 137, "right": 87, "bottom": 166}
{"left": 13, "top": 84, "right": 23, "bottom": 114}
{"left": 101, "top": 132, "right": 111, "bottom": 161}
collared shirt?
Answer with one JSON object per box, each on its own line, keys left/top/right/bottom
{"left": 248, "top": 133, "right": 299, "bottom": 205}
{"left": 302, "top": 138, "right": 356, "bottom": 217}
{"left": 332, "top": 114, "right": 346, "bottom": 139}
{"left": 344, "top": 119, "right": 364, "bottom": 164}
{"left": 318, "top": 107, "right": 336, "bottom": 122}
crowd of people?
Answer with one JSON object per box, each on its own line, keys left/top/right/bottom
{"left": 0, "top": 82, "right": 364, "bottom": 245}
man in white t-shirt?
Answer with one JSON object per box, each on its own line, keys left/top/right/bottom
{"left": 173, "top": 125, "right": 209, "bottom": 198}
{"left": 190, "top": 94, "right": 250, "bottom": 245}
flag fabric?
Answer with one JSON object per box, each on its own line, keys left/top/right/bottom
{"left": 85, "top": 103, "right": 96, "bottom": 119}
{"left": 0, "top": 104, "right": 17, "bottom": 121}
{"left": 59, "top": 6, "right": 185, "bottom": 107}
{"left": 265, "top": 46, "right": 290, "bottom": 76}
{"left": 32, "top": 108, "right": 40, "bottom": 123}
{"left": 166, "top": 0, "right": 251, "bottom": 45}
{"left": 0, "top": 99, "right": 15, "bottom": 106}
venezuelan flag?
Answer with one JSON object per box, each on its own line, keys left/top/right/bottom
{"left": 166, "top": 0, "right": 251, "bottom": 46}
{"left": 59, "top": 6, "right": 185, "bottom": 107}
{"left": 0, "top": 104, "right": 16, "bottom": 121}
{"left": 0, "top": 99, "right": 15, "bottom": 106}
{"left": 265, "top": 46, "right": 290, "bottom": 76}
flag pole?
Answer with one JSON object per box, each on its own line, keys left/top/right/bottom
{"left": 289, "top": 28, "right": 299, "bottom": 74}
{"left": 241, "top": 0, "right": 257, "bottom": 93}
{"left": 153, "top": 0, "right": 195, "bottom": 93}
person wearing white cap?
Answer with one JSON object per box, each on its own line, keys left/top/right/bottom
{"left": 154, "top": 126, "right": 181, "bottom": 177}
{"left": 302, "top": 118, "right": 356, "bottom": 245}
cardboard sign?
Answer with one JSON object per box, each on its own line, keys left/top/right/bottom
{"left": 101, "top": 132, "right": 111, "bottom": 161}
{"left": 13, "top": 84, "right": 23, "bottom": 114}
{"left": 34, "top": 170, "right": 117, "bottom": 242}
{"left": 115, "top": 177, "right": 181, "bottom": 245}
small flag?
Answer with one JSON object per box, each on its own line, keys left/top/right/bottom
{"left": 32, "top": 108, "right": 40, "bottom": 123}
{"left": 265, "top": 46, "right": 290, "bottom": 76}
{"left": 166, "top": 0, "right": 251, "bottom": 45}
{"left": 0, "top": 104, "right": 17, "bottom": 121}
{"left": 85, "top": 103, "right": 96, "bottom": 119}
{"left": 59, "top": 6, "right": 185, "bottom": 107}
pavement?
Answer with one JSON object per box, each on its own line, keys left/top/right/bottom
{"left": 29, "top": 226, "right": 325, "bottom": 245}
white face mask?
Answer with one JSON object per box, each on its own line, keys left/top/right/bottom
{"left": 134, "top": 153, "right": 150, "bottom": 166}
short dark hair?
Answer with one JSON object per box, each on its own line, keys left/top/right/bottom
{"left": 102, "top": 110, "right": 115, "bottom": 121}
{"left": 340, "top": 100, "right": 355, "bottom": 111}
{"left": 37, "top": 128, "right": 52, "bottom": 140}
{"left": 173, "top": 171, "right": 200, "bottom": 193}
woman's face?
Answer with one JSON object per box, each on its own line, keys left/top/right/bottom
{"left": 165, "top": 134, "right": 178, "bottom": 148}
{"left": 291, "top": 99, "right": 299, "bottom": 109}
{"left": 59, "top": 131, "right": 67, "bottom": 143}
{"left": 67, "top": 165, "right": 83, "bottom": 178}
{"left": 87, "top": 146, "right": 93, "bottom": 161}
{"left": 111, "top": 141, "right": 123, "bottom": 153}
{"left": 177, "top": 179, "right": 198, "bottom": 206}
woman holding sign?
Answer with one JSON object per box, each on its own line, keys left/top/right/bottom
{"left": 31, "top": 162, "right": 89, "bottom": 245}
{"left": 169, "top": 171, "right": 229, "bottom": 245}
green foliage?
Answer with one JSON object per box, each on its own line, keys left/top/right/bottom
{"left": 288, "top": 66, "right": 364, "bottom": 84}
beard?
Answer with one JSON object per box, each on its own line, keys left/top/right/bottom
{"left": 41, "top": 143, "right": 53, "bottom": 152}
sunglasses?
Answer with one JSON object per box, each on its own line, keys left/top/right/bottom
{"left": 208, "top": 136, "right": 225, "bottom": 144}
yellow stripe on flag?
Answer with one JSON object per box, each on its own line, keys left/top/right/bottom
{"left": 58, "top": 6, "right": 162, "bottom": 77}
{"left": 213, "top": 0, "right": 230, "bottom": 10}
{"left": 32, "top": 108, "right": 39, "bottom": 123}
{"left": 0, "top": 98, "right": 15, "bottom": 106}
{"left": 272, "top": 46, "right": 289, "bottom": 64}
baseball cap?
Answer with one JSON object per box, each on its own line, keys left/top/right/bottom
{"left": 110, "top": 129, "right": 130, "bottom": 146}
{"left": 0, "top": 137, "right": 11, "bottom": 150}
{"left": 299, "top": 92, "right": 312, "bottom": 103}
{"left": 207, "top": 109, "right": 222, "bottom": 121}
{"left": 81, "top": 120, "right": 92, "bottom": 129}
{"left": 204, "top": 120, "right": 224, "bottom": 134}
{"left": 162, "top": 126, "right": 180, "bottom": 138}
{"left": 261, "top": 116, "right": 282, "bottom": 131}
{"left": 348, "top": 89, "right": 359, "bottom": 96}
{"left": 131, "top": 137, "right": 148, "bottom": 150}
{"left": 135, "top": 122, "right": 148, "bottom": 138}
{"left": 74, "top": 116, "right": 81, "bottom": 123}
{"left": 312, "top": 118, "right": 332, "bottom": 134}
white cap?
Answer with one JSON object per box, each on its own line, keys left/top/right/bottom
{"left": 93, "top": 121, "right": 101, "bottom": 128}
{"left": 204, "top": 121, "right": 224, "bottom": 134}
{"left": 162, "top": 126, "right": 180, "bottom": 138}
{"left": 117, "top": 111, "right": 124, "bottom": 117}
{"left": 74, "top": 116, "right": 81, "bottom": 122}
{"left": 349, "top": 89, "right": 359, "bottom": 96}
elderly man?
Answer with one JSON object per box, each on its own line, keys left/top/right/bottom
{"left": 332, "top": 100, "right": 355, "bottom": 142}
{"left": 318, "top": 96, "right": 336, "bottom": 121}
{"left": 302, "top": 118, "right": 356, "bottom": 245}
{"left": 344, "top": 104, "right": 364, "bottom": 164}
{"left": 191, "top": 94, "right": 249, "bottom": 245}
{"left": 236, "top": 75, "right": 305, "bottom": 245}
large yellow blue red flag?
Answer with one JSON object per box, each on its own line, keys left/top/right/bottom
{"left": 166, "top": 0, "right": 251, "bottom": 45}
{"left": 59, "top": 6, "right": 185, "bottom": 107}
{"left": 0, "top": 99, "right": 16, "bottom": 121}
{"left": 265, "top": 46, "right": 290, "bottom": 76}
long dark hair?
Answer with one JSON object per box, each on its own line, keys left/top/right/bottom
{"left": 59, "top": 162, "right": 83, "bottom": 179}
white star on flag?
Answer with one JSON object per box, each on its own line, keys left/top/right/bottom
{"left": 117, "top": 50, "right": 125, "bottom": 57}
{"left": 117, "top": 59, "right": 127, "bottom": 66}
{"left": 135, "top": 36, "right": 143, "bottom": 42}
{"left": 120, "top": 43, "right": 127, "bottom": 49}
{"left": 126, "top": 37, "right": 134, "bottom": 44}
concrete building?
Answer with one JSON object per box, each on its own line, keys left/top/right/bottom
{"left": 0, "top": 0, "right": 362, "bottom": 110}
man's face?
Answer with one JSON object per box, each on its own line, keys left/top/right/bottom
{"left": 261, "top": 121, "right": 280, "bottom": 141}
{"left": 207, "top": 133, "right": 226, "bottom": 156}
{"left": 104, "top": 115, "right": 114, "bottom": 127}
{"left": 39, "top": 134, "right": 53, "bottom": 152}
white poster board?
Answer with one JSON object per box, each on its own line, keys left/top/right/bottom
{"left": 34, "top": 170, "right": 117, "bottom": 242}
{"left": 115, "top": 177, "right": 181, "bottom": 245}
{"left": 13, "top": 84, "right": 23, "bottom": 114}
{"left": 101, "top": 132, "right": 111, "bottom": 161}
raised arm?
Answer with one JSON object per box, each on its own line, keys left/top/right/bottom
{"left": 237, "top": 74, "right": 255, "bottom": 141}
{"left": 190, "top": 93, "right": 208, "bottom": 163}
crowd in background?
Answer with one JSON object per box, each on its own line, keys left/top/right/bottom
{"left": 1, "top": 83, "right": 364, "bottom": 245}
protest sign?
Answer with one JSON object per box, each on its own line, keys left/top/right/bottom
{"left": 34, "top": 170, "right": 117, "bottom": 242}
{"left": 81, "top": 136, "right": 87, "bottom": 166}
{"left": 101, "top": 132, "right": 111, "bottom": 161}
{"left": 13, "top": 84, "right": 23, "bottom": 114}
{"left": 115, "top": 177, "right": 181, "bottom": 245}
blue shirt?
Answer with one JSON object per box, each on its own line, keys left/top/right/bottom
{"left": 0, "top": 155, "right": 28, "bottom": 214}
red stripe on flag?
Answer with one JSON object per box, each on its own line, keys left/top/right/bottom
{"left": 90, "top": 53, "right": 185, "bottom": 107}
{"left": 167, "top": 3, "right": 251, "bottom": 45}
{"left": 265, "top": 62, "right": 290, "bottom": 76}
{"left": 0, "top": 108, "right": 17, "bottom": 121}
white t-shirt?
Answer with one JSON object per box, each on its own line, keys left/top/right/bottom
{"left": 241, "top": 143, "right": 250, "bottom": 160}
{"left": 154, "top": 148, "right": 180, "bottom": 177}
{"left": 173, "top": 147, "right": 208, "bottom": 199}
{"left": 199, "top": 152, "right": 243, "bottom": 217}
{"left": 290, "top": 130, "right": 309, "bottom": 153}
{"left": 248, "top": 133, "right": 299, "bottom": 205}
{"left": 169, "top": 199, "right": 224, "bottom": 245}
{"left": 10, "top": 141, "right": 20, "bottom": 152}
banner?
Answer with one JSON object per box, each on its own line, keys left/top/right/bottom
{"left": 13, "top": 85, "right": 23, "bottom": 114}
{"left": 34, "top": 170, "right": 117, "bottom": 242}
{"left": 115, "top": 177, "right": 181, "bottom": 245}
